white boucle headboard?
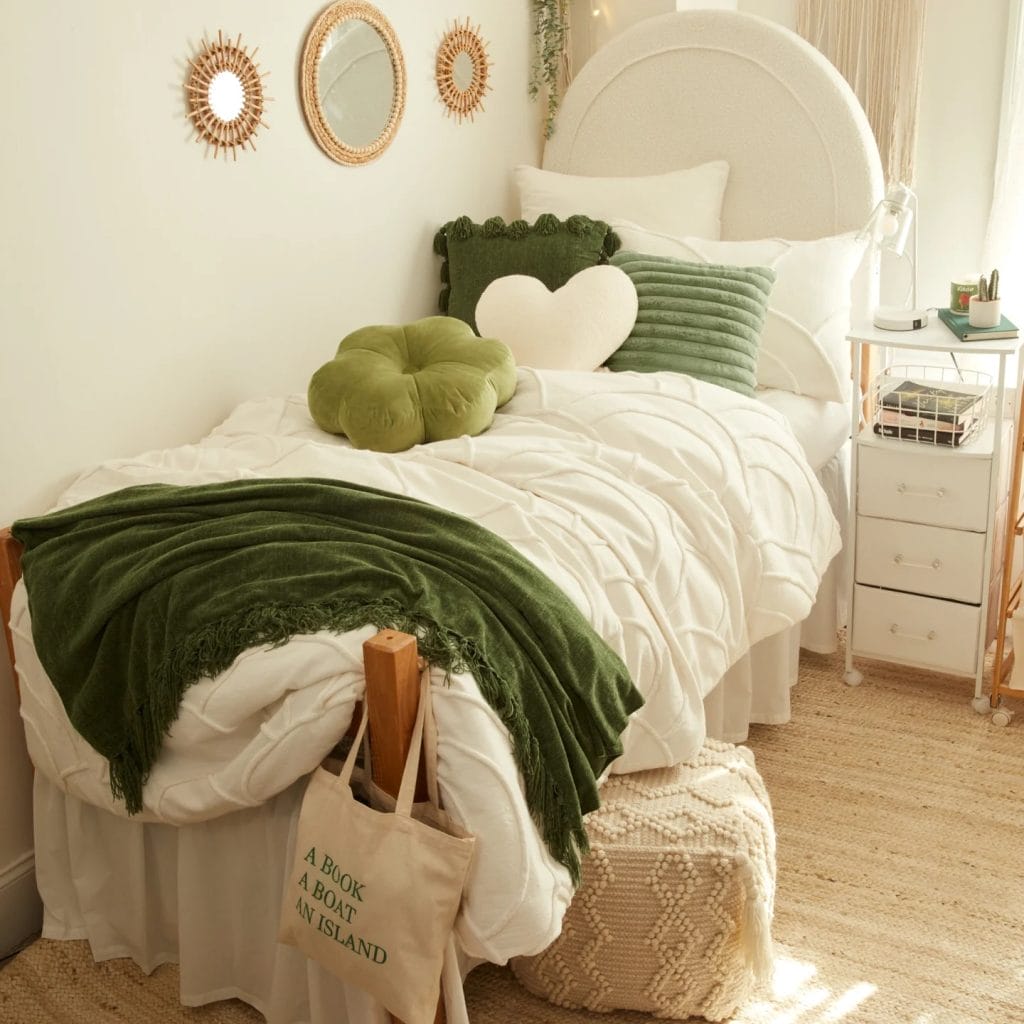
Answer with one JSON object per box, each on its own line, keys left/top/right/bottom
{"left": 543, "top": 10, "right": 884, "bottom": 244}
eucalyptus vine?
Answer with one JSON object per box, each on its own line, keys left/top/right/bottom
{"left": 530, "top": 0, "right": 570, "bottom": 139}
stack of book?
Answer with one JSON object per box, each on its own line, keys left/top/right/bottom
{"left": 874, "top": 379, "right": 984, "bottom": 447}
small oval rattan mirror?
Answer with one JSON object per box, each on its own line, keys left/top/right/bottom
{"left": 186, "top": 31, "right": 268, "bottom": 161}
{"left": 435, "top": 20, "right": 491, "bottom": 124}
{"left": 300, "top": 1, "right": 406, "bottom": 165}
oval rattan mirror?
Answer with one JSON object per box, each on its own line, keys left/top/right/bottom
{"left": 186, "top": 31, "right": 269, "bottom": 161}
{"left": 435, "top": 19, "right": 491, "bottom": 124}
{"left": 300, "top": 1, "right": 406, "bottom": 165}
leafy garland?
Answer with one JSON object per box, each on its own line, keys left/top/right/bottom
{"left": 529, "top": 0, "right": 571, "bottom": 139}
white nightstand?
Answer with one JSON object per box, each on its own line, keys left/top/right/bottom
{"left": 845, "top": 319, "right": 1024, "bottom": 711}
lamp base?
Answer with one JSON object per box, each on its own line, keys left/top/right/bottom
{"left": 873, "top": 307, "right": 930, "bottom": 331}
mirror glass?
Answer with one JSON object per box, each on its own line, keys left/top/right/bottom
{"left": 452, "top": 51, "right": 474, "bottom": 93}
{"left": 300, "top": 2, "right": 406, "bottom": 165}
{"left": 318, "top": 20, "right": 394, "bottom": 149}
{"left": 208, "top": 70, "right": 246, "bottom": 123}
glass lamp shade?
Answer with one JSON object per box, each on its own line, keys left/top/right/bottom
{"left": 868, "top": 183, "right": 915, "bottom": 256}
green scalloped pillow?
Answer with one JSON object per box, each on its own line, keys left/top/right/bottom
{"left": 434, "top": 214, "right": 620, "bottom": 333}
{"left": 308, "top": 317, "right": 517, "bottom": 453}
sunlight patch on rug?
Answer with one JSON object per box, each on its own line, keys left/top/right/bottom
{"left": 735, "top": 956, "right": 877, "bottom": 1023}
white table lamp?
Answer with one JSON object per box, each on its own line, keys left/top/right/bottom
{"left": 867, "top": 182, "right": 929, "bottom": 331}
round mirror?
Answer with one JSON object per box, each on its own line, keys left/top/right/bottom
{"left": 435, "top": 20, "right": 491, "bottom": 124}
{"left": 301, "top": 2, "right": 406, "bottom": 165}
{"left": 185, "top": 32, "right": 268, "bottom": 161}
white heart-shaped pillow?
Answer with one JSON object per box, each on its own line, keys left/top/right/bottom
{"left": 475, "top": 266, "right": 639, "bottom": 371}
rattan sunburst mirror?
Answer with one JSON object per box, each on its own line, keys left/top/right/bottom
{"left": 186, "top": 31, "right": 269, "bottom": 161}
{"left": 435, "top": 19, "right": 492, "bottom": 123}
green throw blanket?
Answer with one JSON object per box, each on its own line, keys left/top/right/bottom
{"left": 13, "top": 478, "right": 643, "bottom": 882}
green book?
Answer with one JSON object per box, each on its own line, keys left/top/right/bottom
{"left": 937, "top": 306, "right": 1019, "bottom": 341}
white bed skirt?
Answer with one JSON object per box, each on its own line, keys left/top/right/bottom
{"left": 33, "top": 773, "right": 382, "bottom": 1024}
{"left": 31, "top": 447, "right": 848, "bottom": 1023}
{"left": 33, "top": 771, "right": 469, "bottom": 1024}
{"left": 707, "top": 444, "right": 847, "bottom": 741}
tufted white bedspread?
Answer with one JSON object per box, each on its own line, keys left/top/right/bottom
{"left": 11, "top": 367, "right": 840, "bottom": 962}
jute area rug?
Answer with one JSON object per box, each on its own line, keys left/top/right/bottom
{"left": 2, "top": 645, "right": 1022, "bottom": 1023}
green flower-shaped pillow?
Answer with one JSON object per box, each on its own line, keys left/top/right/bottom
{"left": 308, "top": 316, "right": 517, "bottom": 452}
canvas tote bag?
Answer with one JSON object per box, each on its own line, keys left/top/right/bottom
{"left": 278, "top": 668, "right": 476, "bottom": 1024}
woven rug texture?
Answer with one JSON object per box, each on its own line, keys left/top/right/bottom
{"left": 2, "top": 645, "right": 1022, "bottom": 1023}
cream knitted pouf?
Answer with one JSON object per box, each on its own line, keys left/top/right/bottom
{"left": 511, "top": 740, "right": 776, "bottom": 1022}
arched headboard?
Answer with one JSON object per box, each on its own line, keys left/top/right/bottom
{"left": 543, "top": 10, "right": 883, "bottom": 243}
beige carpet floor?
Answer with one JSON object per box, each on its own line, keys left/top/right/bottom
{"left": 2, "top": 645, "right": 1022, "bottom": 1023}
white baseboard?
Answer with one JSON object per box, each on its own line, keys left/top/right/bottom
{"left": 0, "top": 851, "right": 43, "bottom": 957}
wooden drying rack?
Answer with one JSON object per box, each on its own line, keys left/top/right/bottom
{"left": 989, "top": 386, "right": 1024, "bottom": 725}
{"left": 0, "top": 526, "right": 443, "bottom": 1024}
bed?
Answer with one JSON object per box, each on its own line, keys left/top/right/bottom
{"left": 1, "top": 10, "right": 882, "bottom": 1024}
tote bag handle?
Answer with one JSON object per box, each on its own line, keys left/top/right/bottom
{"left": 340, "top": 665, "right": 432, "bottom": 819}
{"left": 421, "top": 665, "right": 442, "bottom": 810}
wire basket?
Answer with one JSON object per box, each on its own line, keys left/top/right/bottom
{"left": 870, "top": 363, "right": 991, "bottom": 449}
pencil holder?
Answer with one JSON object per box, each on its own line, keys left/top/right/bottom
{"left": 969, "top": 296, "right": 1001, "bottom": 328}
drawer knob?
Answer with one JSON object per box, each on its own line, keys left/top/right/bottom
{"left": 889, "top": 623, "right": 936, "bottom": 642}
{"left": 896, "top": 482, "right": 946, "bottom": 499}
{"left": 893, "top": 554, "right": 942, "bottom": 571}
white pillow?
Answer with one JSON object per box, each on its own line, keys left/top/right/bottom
{"left": 612, "top": 222, "right": 867, "bottom": 403}
{"left": 475, "top": 266, "right": 638, "bottom": 372}
{"left": 514, "top": 161, "right": 730, "bottom": 241}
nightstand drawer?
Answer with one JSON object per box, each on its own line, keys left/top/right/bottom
{"left": 855, "top": 516, "right": 985, "bottom": 603}
{"left": 852, "top": 584, "right": 980, "bottom": 675}
{"left": 857, "top": 444, "right": 991, "bottom": 530}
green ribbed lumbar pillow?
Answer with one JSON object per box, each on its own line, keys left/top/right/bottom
{"left": 606, "top": 251, "right": 775, "bottom": 397}
{"left": 434, "top": 214, "right": 620, "bottom": 333}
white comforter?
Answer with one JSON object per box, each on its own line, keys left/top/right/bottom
{"left": 12, "top": 368, "right": 840, "bottom": 962}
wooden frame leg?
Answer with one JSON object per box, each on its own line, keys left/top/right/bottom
{"left": 363, "top": 630, "right": 425, "bottom": 801}
{"left": 1, "top": 527, "right": 24, "bottom": 695}
{"left": 362, "top": 630, "right": 446, "bottom": 1024}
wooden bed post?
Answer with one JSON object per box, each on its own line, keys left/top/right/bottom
{"left": 362, "top": 629, "right": 446, "bottom": 1024}
{"left": 0, "top": 527, "right": 23, "bottom": 693}
{"left": 362, "top": 630, "right": 422, "bottom": 798}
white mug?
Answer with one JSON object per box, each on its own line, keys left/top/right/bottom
{"left": 968, "top": 296, "right": 1001, "bottom": 329}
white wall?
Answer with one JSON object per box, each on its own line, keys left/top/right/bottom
{"left": 916, "top": 0, "right": 1010, "bottom": 308}
{"left": 571, "top": 0, "right": 674, "bottom": 73}
{"left": 739, "top": 0, "right": 796, "bottom": 26}
{"left": 0, "top": 0, "right": 539, "bottom": 956}
{"left": 571, "top": 0, "right": 738, "bottom": 70}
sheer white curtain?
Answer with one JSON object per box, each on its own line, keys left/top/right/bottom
{"left": 982, "top": 0, "right": 1024, "bottom": 297}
